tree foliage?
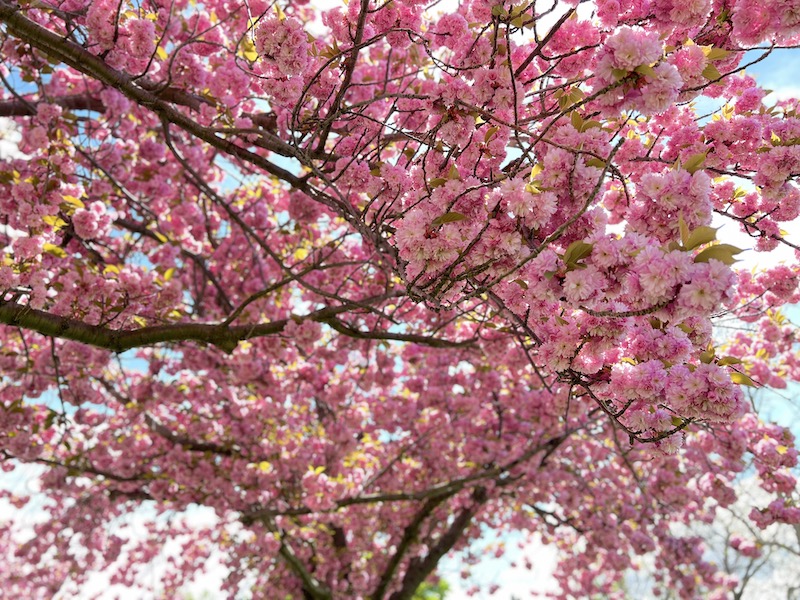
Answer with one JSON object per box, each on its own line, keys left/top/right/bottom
{"left": 0, "top": 0, "right": 799, "bottom": 597}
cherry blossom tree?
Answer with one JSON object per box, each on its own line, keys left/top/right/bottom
{"left": 614, "top": 382, "right": 800, "bottom": 600}
{"left": 0, "top": 0, "right": 799, "bottom": 597}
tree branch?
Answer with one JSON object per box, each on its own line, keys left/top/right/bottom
{"left": 323, "top": 317, "right": 475, "bottom": 348}
{"left": 0, "top": 293, "right": 397, "bottom": 352}
{"left": 114, "top": 217, "right": 234, "bottom": 313}
{"left": 388, "top": 487, "right": 488, "bottom": 600}
{"left": 143, "top": 413, "right": 240, "bottom": 456}
{"left": 0, "top": 91, "right": 279, "bottom": 131}
{"left": 0, "top": 93, "right": 104, "bottom": 116}
{"left": 0, "top": 1, "right": 304, "bottom": 171}
{"left": 372, "top": 497, "right": 447, "bottom": 600}
{"left": 267, "top": 520, "right": 333, "bottom": 600}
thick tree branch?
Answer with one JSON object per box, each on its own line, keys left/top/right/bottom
{"left": 266, "top": 519, "right": 333, "bottom": 600}
{"left": 388, "top": 487, "right": 488, "bottom": 600}
{"left": 242, "top": 431, "right": 574, "bottom": 525}
{"left": 0, "top": 293, "right": 397, "bottom": 352}
{"left": 0, "top": 450, "right": 149, "bottom": 484}
{"left": 0, "top": 93, "right": 104, "bottom": 116}
{"left": 372, "top": 496, "right": 448, "bottom": 600}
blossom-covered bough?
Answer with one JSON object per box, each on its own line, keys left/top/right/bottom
{"left": 0, "top": 0, "right": 799, "bottom": 597}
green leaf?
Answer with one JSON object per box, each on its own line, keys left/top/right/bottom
{"left": 704, "top": 47, "right": 731, "bottom": 61}
{"left": 511, "top": 14, "right": 529, "bottom": 27}
{"left": 581, "top": 120, "right": 603, "bottom": 132}
{"left": 585, "top": 157, "right": 606, "bottom": 168}
{"left": 43, "top": 215, "right": 67, "bottom": 230}
{"left": 718, "top": 356, "right": 743, "bottom": 366}
{"left": 683, "top": 152, "right": 707, "bottom": 174}
{"left": 428, "top": 177, "right": 447, "bottom": 189}
{"left": 611, "top": 68, "right": 629, "bottom": 81}
{"left": 702, "top": 63, "right": 722, "bottom": 81}
{"left": 699, "top": 349, "right": 715, "bottom": 364}
{"left": 570, "top": 111, "right": 583, "bottom": 131}
{"left": 678, "top": 213, "right": 690, "bottom": 248}
{"left": 431, "top": 212, "right": 468, "bottom": 227}
{"left": 239, "top": 38, "right": 259, "bottom": 62}
{"left": 731, "top": 372, "right": 757, "bottom": 387}
{"left": 61, "top": 195, "right": 85, "bottom": 209}
{"left": 43, "top": 243, "right": 67, "bottom": 258}
{"left": 44, "top": 409, "right": 59, "bottom": 430}
{"left": 484, "top": 125, "right": 501, "bottom": 143}
{"left": 683, "top": 225, "right": 718, "bottom": 251}
{"left": 568, "top": 88, "right": 585, "bottom": 103}
{"left": 634, "top": 64, "right": 656, "bottom": 78}
{"left": 508, "top": 1, "right": 531, "bottom": 17}
{"left": 562, "top": 240, "right": 593, "bottom": 267}
{"left": 694, "top": 243, "right": 745, "bottom": 265}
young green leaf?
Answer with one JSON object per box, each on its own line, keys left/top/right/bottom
{"left": 694, "top": 243, "right": 745, "bottom": 265}
{"left": 562, "top": 240, "right": 593, "bottom": 267}
{"left": 585, "top": 157, "right": 606, "bottom": 168}
{"left": 702, "top": 63, "right": 722, "bottom": 81}
{"left": 718, "top": 356, "right": 743, "bottom": 366}
{"left": 431, "top": 212, "right": 468, "bottom": 226}
{"left": 678, "top": 213, "right": 690, "bottom": 248}
{"left": 730, "top": 372, "right": 757, "bottom": 387}
{"left": 683, "top": 152, "right": 707, "bottom": 175}
{"left": 683, "top": 225, "right": 718, "bottom": 251}
{"left": 699, "top": 349, "right": 715, "bottom": 364}
{"left": 703, "top": 47, "right": 731, "bottom": 61}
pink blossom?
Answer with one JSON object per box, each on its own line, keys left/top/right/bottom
{"left": 126, "top": 19, "right": 156, "bottom": 60}
{"left": 1, "top": 2, "right": 800, "bottom": 599}
{"left": 12, "top": 236, "right": 42, "bottom": 261}
{"left": 605, "top": 27, "right": 663, "bottom": 71}
{"left": 254, "top": 17, "right": 310, "bottom": 77}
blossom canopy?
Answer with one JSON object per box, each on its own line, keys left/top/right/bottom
{"left": 0, "top": 0, "right": 799, "bottom": 598}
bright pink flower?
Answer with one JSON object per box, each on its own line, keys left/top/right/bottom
{"left": 126, "top": 19, "right": 156, "bottom": 59}
{"left": 254, "top": 17, "right": 310, "bottom": 76}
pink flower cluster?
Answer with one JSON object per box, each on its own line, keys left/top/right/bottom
{"left": 594, "top": 27, "right": 684, "bottom": 114}
{"left": 731, "top": 0, "right": 800, "bottom": 45}
{"left": 72, "top": 201, "right": 113, "bottom": 240}
{"left": 254, "top": 17, "right": 310, "bottom": 76}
